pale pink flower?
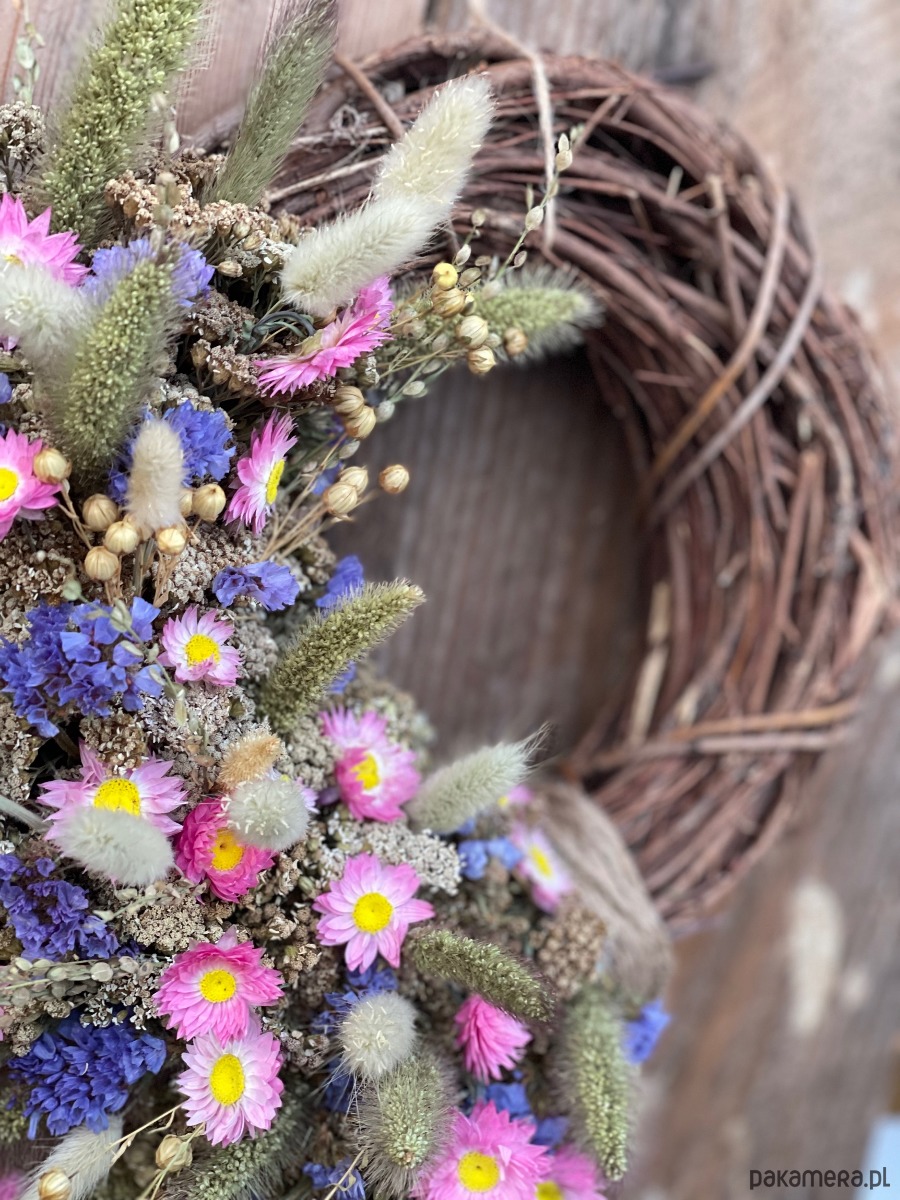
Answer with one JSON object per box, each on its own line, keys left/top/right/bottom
{"left": 0, "top": 194, "right": 86, "bottom": 283}
{"left": 454, "top": 995, "right": 531, "bottom": 1082}
{"left": 177, "top": 1021, "right": 283, "bottom": 1146}
{"left": 256, "top": 277, "right": 392, "bottom": 395}
{"left": 509, "top": 824, "right": 572, "bottom": 914}
{"left": 175, "top": 799, "right": 275, "bottom": 902}
{"left": 321, "top": 707, "right": 419, "bottom": 823}
{"left": 38, "top": 742, "right": 187, "bottom": 836}
{"left": 415, "top": 1101, "right": 547, "bottom": 1200}
{"left": 0, "top": 429, "right": 61, "bottom": 540}
{"left": 225, "top": 413, "right": 297, "bottom": 534}
{"left": 155, "top": 927, "right": 284, "bottom": 1042}
{"left": 0, "top": 1172, "right": 22, "bottom": 1200}
{"left": 313, "top": 852, "right": 433, "bottom": 972}
{"left": 537, "top": 1146, "right": 608, "bottom": 1200}
{"left": 497, "top": 785, "right": 532, "bottom": 812}
{"left": 159, "top": 606, "right": 241, "bottom": 687}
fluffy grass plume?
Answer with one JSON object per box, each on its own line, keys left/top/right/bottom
{"left": 226, "top": 777, "right": 311, "bottom": 851}
{"left": 126, "top": 417, "right": 185, "bottom": 532}
{"left": 339, "top": 992, "right": 418, "bottom": 1081}
{"left": 21, "top": 1116, "right": 123, "bottom": 1200}
{"left": 409, "top": 929, "right": 554, "bottom": 1022}
{"left": 0, "top": 264, "right": 91, "bottom": 369}
{"left": 558, "top": 986, "right": 632, "bottom": 1182}
{"left": 259, "top": 582, "right": 424, "bottom": 734}
{"left": 407, "top": 733, "right": 541, "bottom": 834}
{"left": 280, "top": 76, "right": 492, "bottom": 316}
{"left": 210, "top": 0, "right": 336, "bottom": 206}
{"left": 51, "top": 256, "right": 177, "bottom": 485}
{"left": 475, "top": 265, "right": 603, "bottom": 361}
{"left": 38, "top": 0, "right": 204, "bottom": 244}
{"left": 218, "top": 731, "right": 284, "bottom": 790}
{"left": 52, "top": 806, "right": 174, "bottom": 887}
{"left": 354, "top": 1049, "right": 454, "bottom": 1198}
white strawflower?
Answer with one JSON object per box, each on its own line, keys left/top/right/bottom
{"left": 0, "top": 263, "right": 90, "bottom": 365}
{"left": 339, "top": 992, "right": 419, "bottom": 1081}
{"left": 21, "top": 1116, "right": 123, "bottom": 1200}
{"left": 51, "top": 807, "right": 174, "bottom": 887}
{"left": 126, "top": 417, "right": 185, "bottom": 533}
{"left": 225, "top": 776, "right": 315, "bottom": 851}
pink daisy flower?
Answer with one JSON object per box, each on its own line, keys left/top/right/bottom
{"left": 321, "top": 708, "right": 420, "bottom": 823}
{"left": 256, "top": 277, "right": 393, "bottom": 395}
{"left": 497, "top": 785, "right": 532, "bottom": 812}
{"left": 175, "top": 799, "right": 275, "bottom": 902}
{"left": 225, "top": 413, "right": 297, "bottom": 534}
{"left": 313, "top": 852, "right": 434, "bottom": 972}
{"left": 0, "top": 194, "right": 86, "bottom": 284}
{"left": 509, "top": 825, "right": 573, "bottom": 914}
{"left": 0, "top": 1172, "right": 22, "bottom": 1200}
{"left": 454, "top": 995, "right": 531, "bottom": 1082}
{"left": 0, "top": 429, "right": 61, "bottom": 540}
{"left": 38, "top": 742, "right": 187, "bottom": 836}
{"left": 177, "top": 1021, "right": 283, "bottom": 1146}
{"left": 415, "top": 1101, "right": 547, "bottom": 1200}
{"left": 537, "top": 1146, "right": 608, "bottom": 1200}
{"left": 155, "top": 927, "right": 284, "bottom": 1042}
{"left": 159, "top": 606, "right": 241, "bottom": 687}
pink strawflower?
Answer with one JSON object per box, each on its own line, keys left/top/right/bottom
{"left": 175, "top": 799, "right": 275, "bottom": 901}
{"left": 497, "top": 785, "right": 532, "bottom": 812}
{"left": 38, "top": 742, "right": 187, "bottom": 836}
{"left": 0, "top": 1172, "right": 22, "bottom": 1200}
{"left": 537, "top": 1146, "right": 608, "bottom": 1200}
{"left": 509, "top": 824, "right": 572, "bottom": 914}
{"left": 415, "top": 1101, "right": 547, "bottom": 1200}
{"left": 0, "top": 429, "right": 61, "bottom": 540}
{"left": 454, "top": 995, "right": 531, "bottom": 1082}
{"left": 155, "top": 927, "right": 284, "bottom": 1042}
{"left": 0, "top": 194, "right": 86, "bottom": 284}
{"left": 159, "top": 606, "right": 241, "bottom": 687}
{"left": 177, "top": 1021, "right": 283, "bottom": 1146}
{"left": 321, "top": 708, "right": 420, "bottom": 822}
{"left": 256, "top": 277, "right": 392, "bottom": 395}
{"left": 313, "top": 852, "right": 434, "bottom": 972}
{"left": 225, "top": 413, "right": 297, "bottom": 534}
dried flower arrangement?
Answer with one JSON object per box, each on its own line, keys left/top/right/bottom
{"left": 0, "top": 4, "right": 664, "bottom": 1200}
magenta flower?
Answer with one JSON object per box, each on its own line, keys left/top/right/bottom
{"left": 313, "top": 852, "right": 434, "bottom": 972}
{"left": 415, "top": 1101, "right": 547, "bottom": 1200}
{"left": 38, "top": 742, "right": 187, "bottom": 836}
{"left": 0, "top": 430, "right": 61, "bottom": 540}
{"left": 256, "top": 277, "right": 392, "bottom": 395}
{"left": 177, "top": 1021, "right": 283, "bottom": 1146}
{"left": 454, "top": 995, "right": 531, "bottom": 1082}
{"left": 155, "top": 927, "right": 284, "bottom": 1042}
{"left": 0, "top": 1172, "right": 22, "bottom": 1200}
{"left": 225, "top": 413, "right": 297, "bottom": 534}
{"left": 159, "top": 607, "right": 241, "bottom": 687}
{"left": 509, "top": 824, "right": 573, "bottom": 914}
{"left": 537, "top": 1146, "right": 609, "bottom": 1200}
{"left": 0, "top": 194, "right": 86, "bottom": 284}
{"left": 175, "top": 800, "right": 275, "bottom": 902}
{"left": 321, "top": 708, "right": 419, "bottom": 823}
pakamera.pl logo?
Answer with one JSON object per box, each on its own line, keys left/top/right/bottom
{"left": 750, "top": 1168, "right": 890, "bottom": 1190}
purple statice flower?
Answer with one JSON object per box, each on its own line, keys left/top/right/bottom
{"left": 304, "top": 1160, "right": 366, "bottom": 1200}
{"left": 108, "top": 402, "right": 234, "bottom": 502}
{"left": 346, "top": 962, "right": 397, "bottom": 992}
{"left": 316, "top": 555, "right": 364, "bottom": 610}
{"left": 623, "top": 999, "right": 670, "bottom": 1064}
{"left": 0, "top": 855, "right": 119, "bottom": 960}
{"left": 0, "top": 602, "right": 73, "bottom": 735}
{"left": 85, "top": 238, "right": 214, "bottom": 308}
{"left": 311, "top": 464, "right": 339, "bottom": 496}
{"left": 533, "top": 1116, "right": 568, "bottom": 1147}
{"left": 0, "top": 374, "right": 11, "bottom": 404}
{"left": 323, "top": 1069, "right": 354, "bottom": 1113}
{"left": 458, "top": 837, "right": 523, "bottom": 881}
{"left": 213, "top": 561, "right": 300, "bottom": 612}
{"left": 482, "top": 1081, "right": 532, "bottom": 1120}
{"left": 11, "top": 1014, "right": 166, "bottom": 1137}
{"left": 311, "top": 962, "right": 397, "bottom": 1036}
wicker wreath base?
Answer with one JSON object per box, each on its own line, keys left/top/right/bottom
{"left": 252, "top": 31, "right": 898, "bottom": 928}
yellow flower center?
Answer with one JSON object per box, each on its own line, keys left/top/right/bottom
{"left": 209, "top": 1053, "right": 245, "bottom": 1106}
{"left": 2, "top": 252, "right": 23, "bottom": 267}
{"left": 497, "top": 794, "right": 510, "bottom": 809}
{"left": 351, "top": 752, "right": 380, "bottom": 791}
{"left": 536, "top": 1184, "right": 564, "bottom": 1200}
{"left": 352, "top": 891, "right": 393, "bottom": 933}
{"left": 265, "top": 458, "right": 285, "bottom": 505}
{"left": 199, "top": 968, "right": 237, "bottom": 1003}
{"left": 211, "top": 829, "right": 245, "bottom": 872}
{"left": 529, "top": 847, "right": 554, "bottom": 879}
{"left": 93, "top": 778, "right": 141, "bottom": 816}
{"left": 0, "top": 467, "right": 19, "bottom": 502}
{"left": 184, "top": 632, "right": 221, "bottom": 666}
{"left": 457, "top": 1152, "right": 501, "bottom": 1193}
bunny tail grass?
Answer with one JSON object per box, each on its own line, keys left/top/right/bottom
{"left": 21, "top": 1117, "right": 123, "bottom": 1200}
{"left": 475, "top": 265, "right": 603, "bottom": 361}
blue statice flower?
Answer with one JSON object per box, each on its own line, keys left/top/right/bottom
{"left": 0, "top": 855, "right": 119, "bottom": 960}
{"left": 85, "top": 238, "right": 214, "bottom": 308}
{"left": 482, "top": 1081, "right": 532, "bottom": 1120}
{"left": 533, "top": 1116, "right": 568, "bottom": 1147}
{"left": 458, "top": 837, "right": 523, "bottom": 881}
{"left": 316, "top": 555, "right": 364, "bottom": 610}
{"left": 623, "top": 999, "right": 670, "bottom": 1064}
{"left": 304, "top": 1160, "right": 366, "bottom": 1200}
{"left": 108, "top": 402, "right": 234, "bottom": 502}
{"left": 0, "top": 373, "right": 11, "bottom": 404}
{"left": 323, "top": 1069, "right": 354, "bottom": 1114}
{"left": 346, "top": 962, "right": 397, "bottom": 992}
{"left": 311, "top": 464, "right": 339, "bottom": 496}
{"left": 312, "top": 962, "right": 397, "bottom": 1036}
{"left": 0, "top": 602, "right": 74, "bottom": 735}
{"left": 213, "top": 561, "right": 300, "bottom": 612}
{"left": 11, "top": 1015, "right": 166, "bottom": 1137}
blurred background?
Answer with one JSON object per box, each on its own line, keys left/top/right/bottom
{"left": 4, "top": 1, "right": 900, "bottom": 1195}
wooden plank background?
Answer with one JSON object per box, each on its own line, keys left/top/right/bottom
{"left": 2, "top": 2, "right": 899, "bottom": 1196}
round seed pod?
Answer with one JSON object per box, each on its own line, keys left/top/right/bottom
{"left": 432, "top": 287, "right": 467, "bottom": 317}
{"left": 467, "top": 346, "right": 497, "bottom": 375}
{"left": 323, "top": 481, "right": 361, "bottom": 517}
{"left": 84, "top": 547, "right": 119, "bottom": 582}
{"left": 379, "top": 464, "right": 410, "bottom": 495}
{"left": 455, "top": 314, "right": 490, "bottom": 348}
{"left": 333, "top": 385, "right": 367, "bottom": 418}
{"left": 33, "top": 447, "right": 71, "bottom": 484}
{"left": 432, "top": 261, "right": 459, "bottom": 289}
{"left": 192, "top": 483, "right": 227, "bottom": 521}
{"left": 82, "top": 494, "right": 119, "bottom": 532}
{"left": 156, "top": 1133, "right": 193, "bottom": 1172}
{"left": 504, "top": 327, "right": 529, "bottom": 357}
{"left": 342, "top": 406, "right": 377, "bottom": 440}
{"left": 38, "top": 1169, "right": 72, "bottom": 1200}
{"left": 104, "top": 520, "right": 141, "bottom": 555}
{"left": 157, "top": 526, "right": 187, "bottom": 556}
{"left": 339, "top": 466, "right": 369, "bottom": 493}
